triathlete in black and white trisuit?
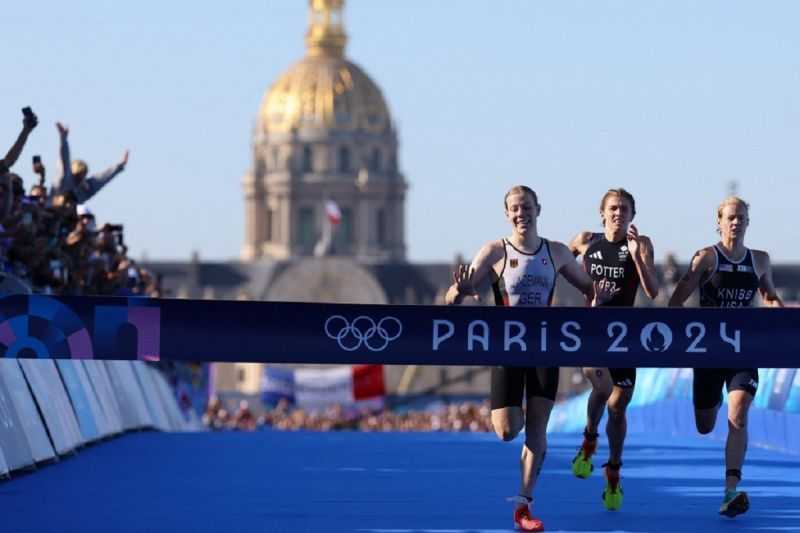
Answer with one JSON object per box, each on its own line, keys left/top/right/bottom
{"left": 445, "top": 186, "right": 612, "bottom": 532}
{"left": 490, "top": 237, "right": 559, "bottom": 410}
{"left": 669, "top": 196, "right": 783, "bottom": 518}
{"left": 568, "top": 188, "right": 659, "bottom": 511}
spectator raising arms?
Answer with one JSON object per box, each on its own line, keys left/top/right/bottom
{"left": 53, "top": 121, "right": 130, "bottom": 204}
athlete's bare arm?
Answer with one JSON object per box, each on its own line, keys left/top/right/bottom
{"left": 445, "top": 240, "right": 504, "bottom": 305}
{"left": 752, "top": 250, "right": 784, "bottom": 308}
{"left": 627, "top": 226, "right": 659, "bottom": 300}
{"left": 568, "top": 231, "right": 594, "bottom": 257}
{"left": 668, "top": 247, "right": 715, "bottom": 307}
{"left": 549, "top": 240, "right": 593, "bottom": 297}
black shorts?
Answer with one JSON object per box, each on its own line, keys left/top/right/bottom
{"left": 692, "top": 368, "right": 759, "bottom": 410}
{"left": 609, "top": 368, "right": 636, "bottom": 389}
{"left": 490, "top": 367, "right": 559, "bottom": 408}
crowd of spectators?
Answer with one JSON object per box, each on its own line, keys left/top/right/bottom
{"left": 1, "top": 107, "right": 161, "bottom": 297}
{"left": 203, "top": 397, "right": 495, "bottom": 433}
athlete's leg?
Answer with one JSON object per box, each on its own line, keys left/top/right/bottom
{"left": 492, "top": 407, "right": 524, "bottom": 441}
{"left": 582, "top": 367, "right": 613, "bottom": 434}
{"left": 600, "top": 370, "right": 634, "bottom": 511}
{"left": 572, "top": 367, "right": 611, "bottom": 478}
{"left": 693, "top": 369, "right": 725, "bottom": 434}
{"left": 520, "top": 396, "right": 555, "bottom": 498}
{"left": 605, "top": 369, "right": 635, "bottom": 465}
{"left": 605, "top": 384, "right": 633, "bottom": 465}
{"left": 490, "top": 367, "right": 525, "bottom": 441}
{"left": 724, "top": 369, "right": 758, "bottom": 493}
{"left": 512, "top": 368, "right": 557, "bottom": 532}
{"left": 725, "top": 389, "right": 753, "bottom": 492}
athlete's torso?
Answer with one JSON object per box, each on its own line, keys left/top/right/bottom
{"left": 699, "top": 246, "right": 760, "bottom": 308}
{"left": 583, "top": 233, "right": 639, "bottom": 307}
{"left": 492, "top": 238, "right": 557, "bottom": 307}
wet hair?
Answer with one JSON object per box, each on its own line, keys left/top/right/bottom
{"left": 504, "top": 185, "right": 539, "bottom": 210}
{"left": 600, "top": 188, "right": 636, "bottom": 218}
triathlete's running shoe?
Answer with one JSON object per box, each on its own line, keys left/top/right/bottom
{"left": 719, "top": 490, "right": 749, "bottom": 518}
{"left": 508, "top": 496, "right": 544, "bottom": 532}
{"left": 602, "top": 462, "right": 623, "bottom": 511}
{"left": 571, "top": 429, "right": 599, "bottom": 479}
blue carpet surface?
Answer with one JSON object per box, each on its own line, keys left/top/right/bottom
{"left": 2, "top": 430, "right": 800, "bottom": 533}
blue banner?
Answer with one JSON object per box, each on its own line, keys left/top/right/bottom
{"left": 0, "top": 294, "right": 799, "bottom": 367}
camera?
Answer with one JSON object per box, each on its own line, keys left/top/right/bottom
{"left": 22, "top": 107, "right": 34, "bottom": 119}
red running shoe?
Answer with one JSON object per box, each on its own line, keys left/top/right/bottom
{"left": 513, "top": 503, "right": 544, "bottom": 531}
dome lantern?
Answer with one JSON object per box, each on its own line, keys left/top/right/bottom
{"left": 306, "top": 0, "right": 347, "bottom": 58}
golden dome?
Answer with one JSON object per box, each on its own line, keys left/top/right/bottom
{"left": 258, "top": 0, "right": 392, "bottom": 134}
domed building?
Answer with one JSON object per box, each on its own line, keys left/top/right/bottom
{"left": 145, "top": 0, "right": 550, "bottom": 400}
{"left": 242, "top": 0, "right": 407, "bottom": 262}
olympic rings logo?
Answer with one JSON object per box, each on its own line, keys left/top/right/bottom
{"left": 324, "top": 315, "right": 403, "bottom": 352}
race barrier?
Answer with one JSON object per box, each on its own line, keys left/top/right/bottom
{"left": 549, "top": 368, "right": 800, "bottom": 455}
{"left": 1, "top": 294, "right": 800, "bottom": 367}
{"left": 0, "top": 359, "right": 193, "bottom": 478}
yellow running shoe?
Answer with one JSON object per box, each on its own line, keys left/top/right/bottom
{"left": 602, "top": 462, "right": 623, "bottom": 511}
{"left": 571, "top": 430, "right": 598, "bottom": 479}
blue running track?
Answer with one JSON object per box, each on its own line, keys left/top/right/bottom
{"left": 2, "top": 431, "right": 800, "bottom": 533}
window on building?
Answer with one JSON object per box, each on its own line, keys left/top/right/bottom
{"left": 266, "top": 208, "right": 274, "bottom": 241}
{"left": 271, "top": 147, "right": 280, "bottom": 170}
{"left": 302, "top": 145, "right": 313, "bottom": 173}
{"left": 335, "top": 207, "right": 353, "bottom": 251}
{"left": 297, "top": 207, "right": 316, "bottom": 249}
{"left": 338, "top": 146, "right": 351, "bottom": 173}
{"left": 370, "top": 148, "right": 382, "bottom": 172}
{"left": 377, "top": 208, "right": 387, "bottom": 245}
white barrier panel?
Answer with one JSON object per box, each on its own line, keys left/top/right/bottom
{"left": 72, "top": 360, "right": 113, "bottom": 438}
{"left": 18, "top": 360, "right": 81, "bottom": 455}
{"left": 0, "top": 446, "right": 8, "bottom": 477}
{"left": 0, "top": 370, "right": 34, "bottom": 471}
{"left": 149, "top": 367, "right": 187, "bottom": 431}
{"left": 82, "top": 361, "right": 123, "bottom": 435}
{"left": 104, "top": 361, "right": 141, "bottom": 430}
{"left": 132, "top": 362, "right": 171, "bottom": 432}
{"left": 116, "top": 361, "right": 154, "bottom": 428}
{"left": 42, "top": 360, "right": 84, "bottom": 448}
{"left": 56, "top": 360, "right": 100, "bottom": 442}
{"left": 0, "top": 360, "right": 55, "bottom": 462}
{"left": 184, "top": 409, "right": 204, "bottom": 431}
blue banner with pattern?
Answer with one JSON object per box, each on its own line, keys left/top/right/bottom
{"left": 0, "top": 294, "right": 799, "bottom": 367}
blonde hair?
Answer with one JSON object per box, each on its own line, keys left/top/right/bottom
{"left": 504, "top": 185, "right": 539, "bottom": 210}
{"left": 716, "top": 196, "right": 749, "bottom": 220}
{"left": 71, "top": 159, "right": 88, "bottom": 177}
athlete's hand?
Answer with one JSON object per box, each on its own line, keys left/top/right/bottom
{"left": 592, "top": 278, "right": 620, "bottom": 306}
{"left": 626, "top": 224, "right": 641, "bottom": 256}
{"left": 453, "top": 264, "right": 480, "bottom": 302}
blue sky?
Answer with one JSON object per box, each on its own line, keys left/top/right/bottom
{"left": 3, "top": 1, "right": 799, "bottom": 263}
